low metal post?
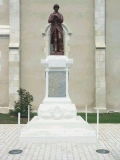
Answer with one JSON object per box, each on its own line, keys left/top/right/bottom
{"left": 18, "top": 112, "right": 20, "bottom": 137}
{"left": 86, "top": 105, "right": 87, "bottom": 122}
{"left": 28, "top": 105, "right": 30, "bottom": 123}
{"left": 94, "top": 107, "right": 106, "bottom": 140}
{"left": 97, "top": 109, "right": 99, "bottom": 139}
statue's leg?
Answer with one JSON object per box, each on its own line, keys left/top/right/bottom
{"left": 58, "top": 32, "right": 64, "bottom": 54}
{"left": 53, "top": 30, "right": 58, "bottom": 53}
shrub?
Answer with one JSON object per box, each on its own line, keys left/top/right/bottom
{"left": 10, "top": 88, "right": 33, "bottom": 117}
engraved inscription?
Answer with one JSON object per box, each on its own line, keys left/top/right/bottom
{"left": 48, "top": 71, "right": 66, "bottom": 97}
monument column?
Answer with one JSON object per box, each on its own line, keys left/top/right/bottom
{"left": 9, "top": 0, "right": 20, "bottom": 109}
{"left": 95, "top": 0, "right": 106, "bottom": 110}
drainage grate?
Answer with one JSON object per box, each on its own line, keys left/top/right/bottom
{"left": 96, "top": 149, "right": 109, "bottom": 154}
{"left": 9, "top": 149, "right": 22, "bottom": 154}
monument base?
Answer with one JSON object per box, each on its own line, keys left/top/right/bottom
{"left": 38, "top": 103, "right": 77, "bottom": 120}
{"left": 51, "top": 51, "right": 64, "bottom": 55}
{"left": 19, "top": 116, "right": 97, "bottom": 143}
{"left": 19, "top": 55, "right": 97, "bottom": 143}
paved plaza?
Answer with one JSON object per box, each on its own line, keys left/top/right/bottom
{"left": 0, "top": 124, "right": 120, "bottom": 160}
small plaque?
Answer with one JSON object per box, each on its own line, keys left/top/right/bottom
{"left": 48, "top": 71, "right": 66, "bottom": 97}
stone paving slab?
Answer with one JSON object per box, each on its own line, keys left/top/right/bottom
{"left": 0, "top": 124, "right": 120, "bottom": 160}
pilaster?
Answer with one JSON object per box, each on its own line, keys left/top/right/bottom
{"left": 95, "top": 0, "right": 106, "bottom": 110}
{"left": 9, "top": 0, "right": 20, "bottom": 109}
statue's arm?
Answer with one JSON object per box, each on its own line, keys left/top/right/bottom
{"left": 48, "top": 14, "right": 54, "bottom": 23}
{"left": 57, "top": 14, "right": 63, "bottom": 23}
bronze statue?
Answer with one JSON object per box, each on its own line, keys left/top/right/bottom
{"left": 48, "top": 4, "right": 64, "bottom": 55}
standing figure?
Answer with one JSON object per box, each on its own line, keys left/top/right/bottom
{"left": 48, "top": 4, "right": 64, "bottom": 55}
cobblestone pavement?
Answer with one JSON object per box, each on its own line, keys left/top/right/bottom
{"left": 0, "top": 124, "right": 120, "bottom": 160}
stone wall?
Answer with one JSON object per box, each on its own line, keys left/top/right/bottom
{"left": 20, "top": 0, "right": 94, "bottom": 111}
{"left": 0, "top": 0, "right": 9, "bottom": 24}
{"left": 106, "top": 0, "right": 120, "bottom": 111}
{"left": 0, "top": 0, "right": 120, "bottom": 113}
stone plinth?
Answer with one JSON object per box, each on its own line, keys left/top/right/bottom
{"left": 38, "top": 55, "right": 77, "bottom": 120}
{"left": 19, "top": 55, "right": 96, "bottom": 143}
{"left": 19, "top": 116, "right": 96, "bottom": 143}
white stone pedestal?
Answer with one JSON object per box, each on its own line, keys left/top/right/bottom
{"left": 38, "top": 55, "right": 77, "bottom": 120}
{"left": 19, "top": 55, "right": 97, "bottom": 143}
{"left": 19, "top": 116, "right": 96, "bottom": 143}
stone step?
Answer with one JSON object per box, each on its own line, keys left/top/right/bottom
{"left": 19, "top": 116, "right": 97, "bottom": 143}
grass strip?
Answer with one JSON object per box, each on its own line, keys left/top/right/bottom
{"left": 0, "top": 113, "right": 119, "bottom": 124}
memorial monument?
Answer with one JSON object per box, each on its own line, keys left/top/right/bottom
{"left": 19, "top": 4, "right": 96, "bottom": 143}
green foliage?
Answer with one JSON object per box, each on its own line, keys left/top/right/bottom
{"left": 10, "top": 88, "right": 33, "bottom": 117}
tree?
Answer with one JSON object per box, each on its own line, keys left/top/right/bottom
{"left": 10, "top": 88, "right": 33, "bottom": 117}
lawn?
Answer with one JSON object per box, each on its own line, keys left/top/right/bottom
{"left": 78, "top": 113, "right": 120, "bottom": 123}
{"left": 0, "top": 113, "right": 120, "bottom": 124}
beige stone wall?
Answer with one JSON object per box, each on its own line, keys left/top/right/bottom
{"left": 0, "top": 0, "right": 9, "bottom": 25}
{"left": 20, "top": 0, "right": 95, "bottom": 111}
{"left": 1, "top": 0, "right": 120, "bottom": 113}
{"left": 106, "top": 0, "right": 120, "bottom": 111}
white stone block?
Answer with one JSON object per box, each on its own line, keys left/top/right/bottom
{"left": 15, "top": 55, "right": 19, "bottom": 61}
{"left": 13, "top": 80, "right": 19, "bottom": 87}
{"left": 96, "top": 69, "right": 105, "bottom": 77}
{"left": 0, "top": 51, "right": 1, "bottom": 57}
{"left": 9, "top": 54, "right": 19, "bottom": 61}
{"left": 96, "top": 62, "right": 105, "bottom": 69}
{"left": 43, "top": 97, "right": 72, "bottom": 104}
{"left": 15, "top": 93, "right": 19, "bottom": 100}
{"left": 38, "top": 104, "right": 77, "bottom": 120}
{"left": 100, "top": 82, "right": 106, "bottom": 87}
{"left": 9, "top": 55, "right": 15, "bottom": 61}
{"left": 13, "top": 74, "right": 19, "bottom": 80}
{"left": 95, "top": 30, "right": 104, "bottom": 36}
{"left": 19, "top": 116, "right": 97, "bottom": 143}
{"left": 41, "top": 56, "right": 73, "bottom": 69}
{"left": 9, "top": 74, "right": 14, "bottom": 81}
{"left": 9, "top": 87, "right": 19, "bottom": 93}
{"left": 95, "top": 36, "right": 105, "bottom": 43}
{"left": 95, "top": 55, "right": 99, "bottom": 61}
{"left": 96, "top": 87, "right": 106, "bottom": 94}
{"left": 9, "top": 49, "right": 19, "bottom": 55}
{"left": 99, "top": 76, "right": 105, "bottom": 82}
{"left": 96, "top": 69, "right": 100, "bottom": 76}
{"left": 95, "top": 76, "right": 99, "bottom": 82}
{"left": 9, "top": 81, "right": 14, "bottom": 87}
{"left": 0, "top": 25, "right": 10, "bottom": 36}
{"left": 96, "top": 82, "right": 100, "bottom": 87}
{"left": 100, "top": 49, "right": 105, "bottom": 55}
{"left": 99, "top": 54, "right": 105, "bottom": 61}
{"left": 96, "top": 94, "right": 106, "bottom": 106}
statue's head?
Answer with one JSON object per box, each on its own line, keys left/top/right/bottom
{"left": 53, "top": 4, "right": 59, "bottom": 12}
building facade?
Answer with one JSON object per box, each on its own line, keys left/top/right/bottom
{"left": 0, "top": 0, "right": 120, "bottom": 113}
